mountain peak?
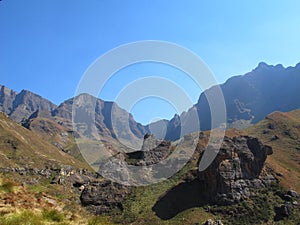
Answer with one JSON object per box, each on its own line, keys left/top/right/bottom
{"left": 19, "top": 89, "right": 43, "bottom": 99}
{"left": 253, "top": 62, "right": 285, "bottom": 73}
{"left": 255, "top": 62, "right": 270, "bottom": 70}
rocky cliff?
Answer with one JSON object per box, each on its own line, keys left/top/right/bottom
{"left": 198, "top": 135, "right": 274, "bottom": 204}
{"left": 0, "top": 85, "right": 57, "bottom": 123}
{"left": 164, "top": 62, "right": 300, "bottom": 141}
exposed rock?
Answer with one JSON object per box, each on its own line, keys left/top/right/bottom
{"left": 270, "top": 135, "right": 280, "bottom": 141}
{"left": 126, "top": 134, "right": 171, "bottom": 165}
{"left": 292, "top": 201, "right": 299, "bottom": 207}
{"left": 0, "top": 166, "right": 95, "bottom": 188}
{"left": 80, "top": 180, "right": 131, "bottom": 215}
{"left": 275, "top": 202, "right": 294, "bottom": 220}
{"left": 53, "top": 94, "right": 148, "bottom": 141}
{"left": 203, "top": 219, "right": 224, "bottom": 225}
{"left": 283, "top": 194, "right": 293, "bottom": 201}
{"left": 198, "top": 135, "right": 274, "bottom": 204}
{"left": 165, "top": 61, "right": 300, "bottom": 140}
{"left": 10, "top": 90, "right": 57, "bottom": 123}
{"left": 287, "top": 189, "right": 299, "bottom": 198}
{"left": 0, "top": 85, "right": 17, "bottom": 115}
{"left": 267, "top": 123, "right": 275, "bottom": 130}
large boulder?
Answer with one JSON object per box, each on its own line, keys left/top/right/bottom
{"left": 80, "top": 180, "right": 131, "bottom": 215}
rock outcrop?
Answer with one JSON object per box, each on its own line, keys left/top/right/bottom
{"left": 274, "top": 189, "right": 299, "bottom": 220}
{"left": 198, "top": 135, "right": 274, "bottom": 204}
{"left": 0, "top": 85, "right": 17, "bottom": 115}
{"left": 203, "top": 219, "right": 224, "bottom": 225}
{"left": 126, "top": 134, "right": 171, "bottom": 165}
{"left": 80, "top": 180, "right": 131, "bottom": 215}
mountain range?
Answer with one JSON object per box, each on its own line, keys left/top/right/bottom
{"left": 163, "top": 62, "right": 300, "bottom": 140}
{"left": 1, "top": 61, "right": 300, "bottom": 224}
{"left": 1, "top": 62, "right": 300, "bottom": 145}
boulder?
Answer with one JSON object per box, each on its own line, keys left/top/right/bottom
{"left": 80, "top": 180, "right": 131, "bottom": 215}
{"left": 275, "top": 202, "right": 294, "bottom": 220}
{"left": 287, "top": 189, "right": 299, "bottom": 198}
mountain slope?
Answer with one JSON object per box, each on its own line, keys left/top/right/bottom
{"left": 0, "top": 112, "right": 89, "bottom": 169}
{"left": 0, "top": 85, "right": 148, "bottom": 153}
{"left": 0, "top": 85, "right": 57, "bottom": 123}
{"left": 52, "top": 93, "right": 148, "bottom": 150}
{"left": 246, "top": 109, "right": 300, "bottom": 192}
{"left": 1, "top": 61, "right": 300, "bottom": 144}
{"left": 164, "top": 62, "right": 300, "bottom": 140}
{"left": 0, "top": 85, "right": 17, "bottom": 115}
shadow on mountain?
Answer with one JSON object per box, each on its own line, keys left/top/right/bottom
{"left": 152, "top": 179, "right": 210, "bottom": 220}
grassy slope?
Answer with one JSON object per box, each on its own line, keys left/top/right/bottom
{"left": 116, "top": 124, "right": 300, "bottom": 225}
{"left": 0, "top": 112, "right": 112, "bottom": 224}
{"left": 0, "top": 112, "right": 90, "bottom": 169}
{"left": 28, "top": 117, "right": 131, "bottom": 170}
{"left": 246, "top": 109, "right": 300, "bottom": 192}
{"left": 27, "top": 117, "right": 87, "bottom": 162}
{"left": 0, "top": 175, "right": 114, "bottom": 225}
{"left": 1, "top": 108, "right": 300, "bottom": 224}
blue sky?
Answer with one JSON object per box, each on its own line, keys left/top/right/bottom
{"left": 1, "top": 0, "right": 300, "bottom": 124}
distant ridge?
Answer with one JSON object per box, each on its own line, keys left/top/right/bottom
{"left": 162, "top": 62, "right": 300, "bottom": 140}
{"left": 1, "top": 61, "right": 300, "bottom": 142}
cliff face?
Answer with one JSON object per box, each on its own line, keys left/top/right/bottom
{"left": 198, "top": 136, "right": 274, "bottom": 204}
{"left": 0, "top": 85, "right": 17, "bottom": 115}
{"left": 0, "top": 85, "right": 57, "bottom": 123}
{"left": 164, "top": 62, "right": 300, "bottom": 141}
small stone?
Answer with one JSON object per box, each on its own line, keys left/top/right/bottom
{"left": 203, "top": 219, "right": 224, "bottom": 225}
{"left": 283, "top": 194, "right": 293, "bottom": 201}
{"left": 287, "top": 189, "right": 299, "bottom": 198}
{"left": 292, "top": 201, "right": 298, "bottom": 207}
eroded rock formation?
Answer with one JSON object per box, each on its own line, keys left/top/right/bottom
{"left": 198, "top": 135, "right": 274, "bottom": 204}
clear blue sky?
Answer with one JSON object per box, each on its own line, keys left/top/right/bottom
{"left": 1, "top": 0, "right": 300, "bottom": 124}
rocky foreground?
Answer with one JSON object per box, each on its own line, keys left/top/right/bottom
{"left": 0, "top": 133, "right": 299, "bottom": 224}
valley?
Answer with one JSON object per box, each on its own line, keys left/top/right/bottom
{"left": 0, "top": 62, "right": 300, "bottom": 224}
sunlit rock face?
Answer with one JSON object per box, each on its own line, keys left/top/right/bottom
{"left": 198, "top": 135, "right": 274, "bottom": 204}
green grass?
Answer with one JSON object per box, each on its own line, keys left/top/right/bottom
{"left": 42, "top": 209, "right": 65, "bottom": 222}
{"left": 0, "top": 210, "right": 68, "bottom": 225}
{"left": 210, "top": 183, "right": 300, "bottom": 225}
{"left": 88, "top": 216, "right": 115, "bottom": 225}
{"left": 0, "top": 181, "right": 14, "bottom": 193}
{"left": 246, "top": 110, "right": 300, "bottom": 192}
{"left": 112, "top": 162, "right": 214, "bottom": 225}
{"left": 0, "top": 211, "right": 43, "bottom": 225}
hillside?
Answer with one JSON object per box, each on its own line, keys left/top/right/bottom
{"left": 2, "top": 62, "right": 300, "bottom": 145}
{"left": 164, "top": 62, "right": 300, "bottom": 140}
{"left": 246, "top": 109, "right": 300, "bottom": 192}
{"left": 0, "top": 85, "right": 148, "bottom": 152}
{"left": 0, "top": 112, "right": 88, "bottom": 169}
{"left": 0, "top": 110, "right": 300, "bottom": 224}
{"left": 0, "top": 85, "right": 57, "bottom": 123}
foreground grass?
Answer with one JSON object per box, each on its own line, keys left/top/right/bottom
{"left": 0, "top": 210, "right": 64, "bottom": 225}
